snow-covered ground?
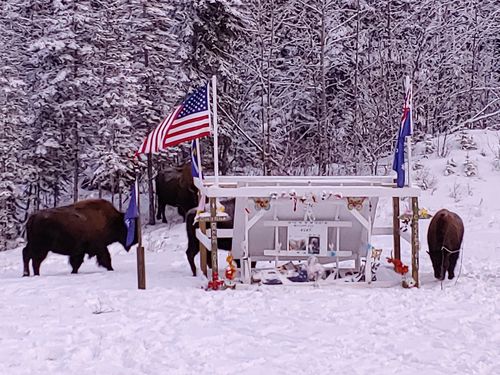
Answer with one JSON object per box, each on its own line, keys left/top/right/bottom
{"left": 1, "top": 130, "right": 499, "bottom": 375}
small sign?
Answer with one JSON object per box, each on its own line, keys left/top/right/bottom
{"left": 287, "top": 222, "right": 327, "bottom": 255}
{"left": 198, "top": 214, "right": 230, "bottom": 223}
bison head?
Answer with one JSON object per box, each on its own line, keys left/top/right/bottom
{"left": 427, "top": 250, "right": 445, "bottom": 280}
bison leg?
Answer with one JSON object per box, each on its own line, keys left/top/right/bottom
{"left": 32, "top": 250, "right": 48, "bottom": 276}
{"left": 96, "top": 249, "right": 113, "bottom": 271}
{"left": 22, "top": 246, "right": 31, "bottom": 277}
{"left": 178, "top": 207, "right": 187, "bottom": 222}
{"left": 186, "top": 248, "right": 198, "bottom": 277}
{"left": 157, "top": 202, "right": 167, "bottom": 223}
{"left": 447, "top": 253, "right": 459, "bottom": 280}
{"left": 69, "top": 254, "right": 85, "bottom": 274}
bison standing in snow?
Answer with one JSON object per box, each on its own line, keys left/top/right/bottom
{"left": 185, "top": 199, "right": 236, "bottom": 277}
{"left": 155, "top": 163, "right": 198, "bottom": 223}
{"left": 427, "top": 208, "right": 464, "bottom": 280}
{"left": 185, "top": 199, "right": 256, "bottom": 276}
{"left": 22, "top": 199, "right": 137, "bottom": 276}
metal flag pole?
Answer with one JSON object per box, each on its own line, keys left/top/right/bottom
{"left": 195, "top": 138, "right": 203, "bottom": 181}
{"left": 211, "top": 75, "right": 219, "bottom": 186}
{"left": 404, "top": 76, "right": 413, "bottom": 187}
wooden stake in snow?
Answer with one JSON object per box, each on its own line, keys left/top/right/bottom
{"left": 411, "top": 197, "right": 419, "bottom": 287}
{"left": 135, "top": 176, "right": 146, "bottom": 290}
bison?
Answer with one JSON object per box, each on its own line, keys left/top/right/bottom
{"left": 22, "top": 199, "right": 137, "bottom": 276}
{"left": 185, "top": 199, "right": 255, "bottom": 276}
{"left": 156, "top": 163, "right": 198, "bottom": 223}
{"left": 427, "top": 208, "right": 464, "bottom": 280}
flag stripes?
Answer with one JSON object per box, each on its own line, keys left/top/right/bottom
{"left": 137, "top": 84, "right": 210, "bottom": 155}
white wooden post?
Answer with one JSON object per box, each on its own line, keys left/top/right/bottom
{"left": 364, "top": 215, "right": 373, "bottom": 284}
{"left": 405, "top": 75, "right": 413, "bottom": 187}
{"left": 195, "top": 138, "right": 203, "bottom": 180}
{"left": 211, "top": 75, "right": 219, "bottom": 186}
{"left": 273, "top": 202, "right": 279, "bottom": 267}
{"left": 241, "top": 199, "right": 251, "bottom": 283}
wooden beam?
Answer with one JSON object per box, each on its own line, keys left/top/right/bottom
{"left": 411, "top": 197, "right": 420, "bottom": 287}
{"left": 135, "top": 177, "right": 146, "bottom": 290}
{"left": 204, "top": 184, "right": 421, "bottom": 198}
{"left": 199, "top": 221, "right": 207, "bottom": 277}
{"left": 209, "top": 197, "right": 219, "bottom": 282}
{"left": 392, "top": 197, "right": 401, "bottom": 260}
{"left": 136, "top": 245, "right": 146, "bottom": 290}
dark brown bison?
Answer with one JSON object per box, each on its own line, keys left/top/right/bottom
{"left": 156, "top": 163, "right": 198, "bottom": 223}
{"left": 185, "top": 199, "right": 255, "bottom": 276}
{"left": 427, "top": 208, "right": 464, "bottom": 280}
{"left": 22, "top": 199, "right": 137, "bottom": 276}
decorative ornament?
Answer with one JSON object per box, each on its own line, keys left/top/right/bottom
{"left": 224, "top": 253, "right": 237, "bottom": 288}
{"left": 418, "top": 208, "right": 432, "bottom": 219}
{"left": 347, "top": 246, "right": 381, "bottom": 282}
{"left": 371, "top": 248, "right": 383, "bottom": 262}
{"left": 303, "top": 192, "right": 316, "bottom": 221}
{"left": 402, "top": 277, "right": 416, "bottom": 288}
{"left": 254, "top": 197, "right": 271, "bottom": 211}
{"left": 347, "top": 197, "right": 366, "bottom": 210}
{"left": 386, "top": 257, "right": 415, "bottom": 288}
{"left": 386, "top": 257, "right": 409, "bottom": 275}
{"left": 207, "top": 271, "right": 224, "bottom": 291}
{"left": 289, "top": 190, "right": 298, "bottom": 212}
{"left": 399, "top": 208, "right": 433, "bottom": 231}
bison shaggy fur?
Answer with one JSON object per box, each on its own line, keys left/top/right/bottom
{"left": 23, "top": 199, "right": 136, "bottom": 276}
{"left": 427, "top": 208, "right": 464, "bottom": 280}
{"left": 156, "top": 163, "right": 198, "bottom": 223}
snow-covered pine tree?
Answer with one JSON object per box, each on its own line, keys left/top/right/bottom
{"left": 120, "top": 0, "right": 185, "bottom": 222}
{"left": 22, "top": 0, "right": 98, "bottom": 208}
{"left": 0, "top": 1, "right": 30, "bottom": 248}
{"left": 171, "top": 0, "right": 248, "bottom": 175}
{"left": 463, "top": 154, "right": 478, "bottom": 176}
{"left": 424, "top": 138, "right": 436, "bottom": 155}
{"left": 80, "top": 0, "right": 144, "bottom": 207}
{"left": 229, "top": 0, "right": 294, "bottom": 175}
{"left": 444, "top": 158, "right": 457, "bottom": 176}
{"left": 458, "top": 132, "right": 478, "bottom": 150}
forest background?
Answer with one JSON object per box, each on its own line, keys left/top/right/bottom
{"left": 1, "top": 0, "right": 499, "bottom": 248}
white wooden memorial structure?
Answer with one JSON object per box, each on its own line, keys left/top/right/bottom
{"left": 194, "top": 76, "right": 421, "bottom": 287}
{"left": 194, "top": 175, "right": 421, "bottom": 286}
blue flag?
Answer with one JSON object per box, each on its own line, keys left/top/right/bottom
{"left": 393, "top": 79, "right": 413, "bottom": 188}
{"left": 191, "top": 140, "right": 200, "bottom": 180}
{"left": 124, "top": 181, "right": 139, "bottom": 248}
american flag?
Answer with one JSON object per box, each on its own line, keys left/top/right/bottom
{"left": 137, "top": 84, "right": 211, "bottom": 154}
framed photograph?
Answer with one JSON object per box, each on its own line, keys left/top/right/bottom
{"left": 287, "top": 222, "right": 323, "bottom": 254}
{"left": 307, "top": 236, "right": 320, "bottom": 255}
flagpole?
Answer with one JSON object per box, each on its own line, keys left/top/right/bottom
{"left": 135, "top": 175, "right": 146, "bottom": 290}
{"left": 211, "top": 75, "right": 219, "bottom": 186}
{"left": 405, "top": 76, "right": 412, "bottom": 187}
{"left": 195, "top": 138, "right": 203, "bottom": 180}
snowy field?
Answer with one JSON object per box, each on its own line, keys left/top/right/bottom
{"left": 1, "top": 130, "right": 500, "bottom": 375}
